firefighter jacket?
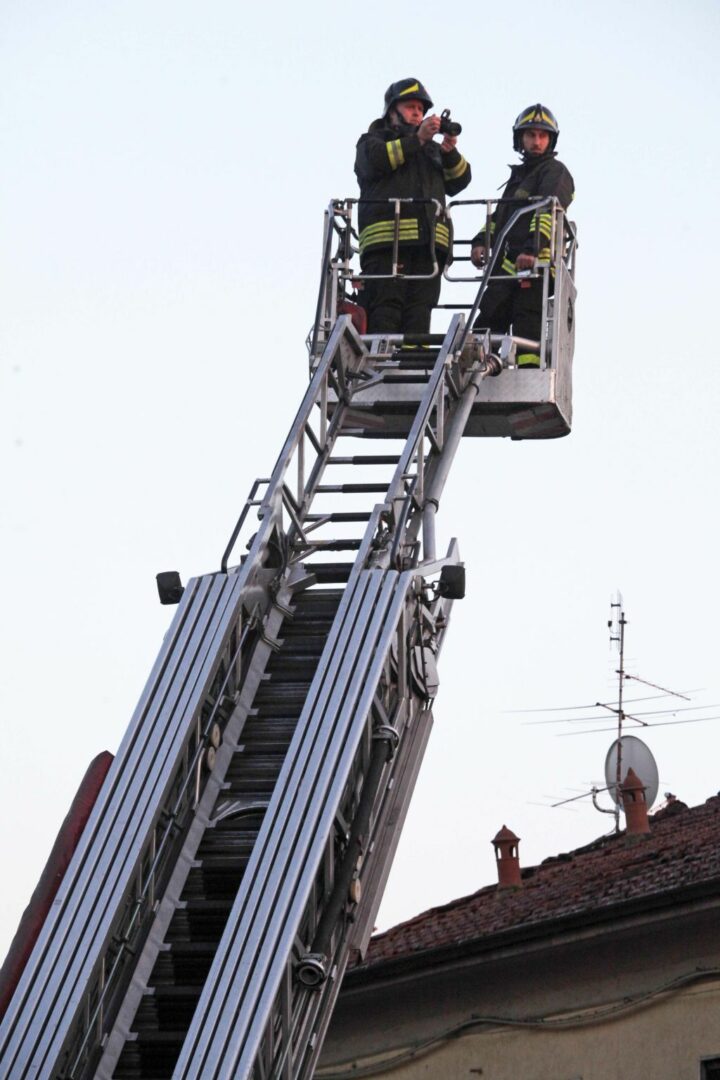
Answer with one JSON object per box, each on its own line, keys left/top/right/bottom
{"left": 472, "top": 153, "right": 573, "bottom": 274}
{"left": 355, "top": 118, "right": 471, "bottom": 261}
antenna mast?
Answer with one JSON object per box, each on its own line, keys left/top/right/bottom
{"left": 608, "top": 591, "right": 626, "bottom": 832}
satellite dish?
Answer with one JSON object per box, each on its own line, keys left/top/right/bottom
{"left": 604, "top": 736, "right": 659, "bottom": 810}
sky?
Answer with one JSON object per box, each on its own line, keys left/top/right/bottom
{"left": 2, "top": 0, "right": 719, "bottom": 962}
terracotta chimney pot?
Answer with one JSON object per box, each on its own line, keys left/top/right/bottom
{"left": 492, "top": 825, "right": 522, "bottom": 888}
{"left": 621, "top": 768, "right": 651, "bottom": 835}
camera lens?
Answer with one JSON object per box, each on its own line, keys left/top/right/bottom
{"left": 439, "top": 111, "right": 462, "bottom": 137}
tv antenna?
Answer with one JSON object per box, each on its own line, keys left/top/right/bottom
{"left": 560, "top": 593, "right": 651, "bottom": 830}
{"left": 523, "top": 593, "right": 711, "bottom": 826}
{"left": 597, "top": 592, "right": 684, "bottom": 830}
{"left": 608, "top": 591, "right": 627, "bottom": 831}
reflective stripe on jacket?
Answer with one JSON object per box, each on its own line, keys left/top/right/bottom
{"left": 472, "top": 154, "right": 574, "bottom": 261}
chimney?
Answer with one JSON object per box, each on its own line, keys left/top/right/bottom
{"left": 492, "top": 825, "right": 522, "bottom": 888}
{"left": 621, "top": 768, "right": 651, "bottom": 835}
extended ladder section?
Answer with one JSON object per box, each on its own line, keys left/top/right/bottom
{"left": 0, "top": 313, "right": 501, "bottom": 1079}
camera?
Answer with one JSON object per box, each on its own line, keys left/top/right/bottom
{"left": 439, "top": 109, "right": 462, "bottom": 137}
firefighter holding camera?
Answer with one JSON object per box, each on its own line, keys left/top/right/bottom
{"left": 355, "top": 78, "right": 471, "bottom": 334}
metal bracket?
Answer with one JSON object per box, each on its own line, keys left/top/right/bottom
{"left": 372, "top": 724, "right": 400, "bottom": 756}
{"left": 295, "top": 953, "right": 328, "bottom": 990}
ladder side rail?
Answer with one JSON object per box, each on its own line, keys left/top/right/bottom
{"left": 0, "top": 572, "right": 256, "bottom": 1079}
{"left": 253, "top": 324, "right": 479, "bottom": 1041}
{"left": 166, "top": 567, "right": 378, "bottom": 1079}
{"left": 0, "top": 571, "right": 206, "bottom": 1040}
{"left": 65, "top": 606, "right": 266, "bottom": 1080}
{"left": 113, "top": 317, "right": 479, "bottom": 1071}
{"left": 71, "top": 481, "right": 358, "bottom": 1080}
{"left": 88, "top": 315, "right": 472, "bottom": 1071}
{"left": 404, "top": 343, "right": 505, "bottom": 560}
{"left": 350, "top": 316, "right": 464, "bottom": 575}
{"left": 219, "top": 478, "right": 269, "bottom": 575}
{"left": 222, "top": 315, "right": 366, "bottom": 574}
{"left": 23, "top": 316, "right": 369, "bottom": 1076}
{"left": 174, "top": 571, "right": 396, "bottom": 1077}
{"left": 79, "top": 434, "right": 377, "bottom": 1075}
{"left": 244, "top": 556, "right": 459, "bottom": 1080}
{"left": 2, "top": 330, "right": 360, "bottom": 1071}
{"left": 360, "top": 316, "right": 499, "bottom": 571}
{"left": 282, "top": 371, "right": 375, "bottom": 556}
{"left": 223, "top": 324, "right": 489, "bottom": 1072}
{"left": 283, "top": 711, "right": 400, "bottom": 1078}
{"left": 346, "top": 541, "right": 460, "bottom": 958}
{"left": 385, "top": 312, "right": 464, "bottom": 497}
{"left": 55, "top": 483, "right": 334, "bottom": 1080}
{"left": 236, "top": 574, "right": 405, "bottom": 1080}
{"left": 301, "top": 554, "right": 459, "bottom": 1079}
{"left": 277, "top": 366, "right": 420, "bottom": 565}
{"left": 0, "top": 573, "right": 240, "bottom": 1069}
{"left": 178, "top": 570, "right": 410, "bottom": 1079}
{"left": 93, "top": 572, "right": 302, "bottom": 1080}
{"left": 309, "top": 201, "right": 342, "bottom": 362}
{"left": 225, "top": 313, "right": 355, "bottom": 569}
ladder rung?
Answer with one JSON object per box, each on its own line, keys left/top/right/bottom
{"left": 306, "top": 512, "right": 373, "bottom": 523}
{"left": 397, "top": 333, "right": 445, "bottom": 345}
{"left": 382, "top": 374, "right": 431, "bottom": 384}
{"left": 302, "top": 562, "right": 353, "bottom": 582}
{"left": 316, "top": 484, "right": 388, "bottom": 493}
{"left": 327, "top": 455, "right": 400, "bottom": 465}
{"left": 305, "top": 539, "right": 362, "bottom": 551}
{"left": 392, "top": 348, "right": 440, "bottom": 358}
{"left": 395, "top": 360, "right": 440, "bottom": 369}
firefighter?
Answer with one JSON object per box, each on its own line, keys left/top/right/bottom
{"left": 355, "top": 78, "right": 471, "bottom": 334}
{"left": 470, "top": 104, "right": 574, "bottom": 367}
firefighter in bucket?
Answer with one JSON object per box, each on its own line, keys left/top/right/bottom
{"left": 470, "top": 104, "right": 574, "bottom": 367}
{"left": 354, "top": 78, "right": 471, "bottom": 334}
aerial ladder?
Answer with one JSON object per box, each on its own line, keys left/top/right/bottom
{"left": 0, "top": 195, "right": 576, "bottom": 1079}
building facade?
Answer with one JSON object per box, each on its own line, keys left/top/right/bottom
{"left": 320, "top": 794, "right": 720, "bottom": 1080}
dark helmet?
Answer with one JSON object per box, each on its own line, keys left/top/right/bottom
{"left": 383, "top": 78, "right": 433, "bottom": 119}
{"left": 512, "top": 103, "right": 559, "bottom": 151}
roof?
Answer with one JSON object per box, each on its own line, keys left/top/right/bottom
{"left": 353, "top": 794, "right": 720, "bottom": 977}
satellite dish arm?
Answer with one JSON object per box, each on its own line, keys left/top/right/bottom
{"left": 592, "top": 786, "right": 616, "bottom": 816}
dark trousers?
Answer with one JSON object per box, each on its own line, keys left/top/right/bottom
{"left": 359, "top": 248, "right": 445, "bottom": 334}
{"left": 474, "top": 272, "right": 544, "bottom": 358}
